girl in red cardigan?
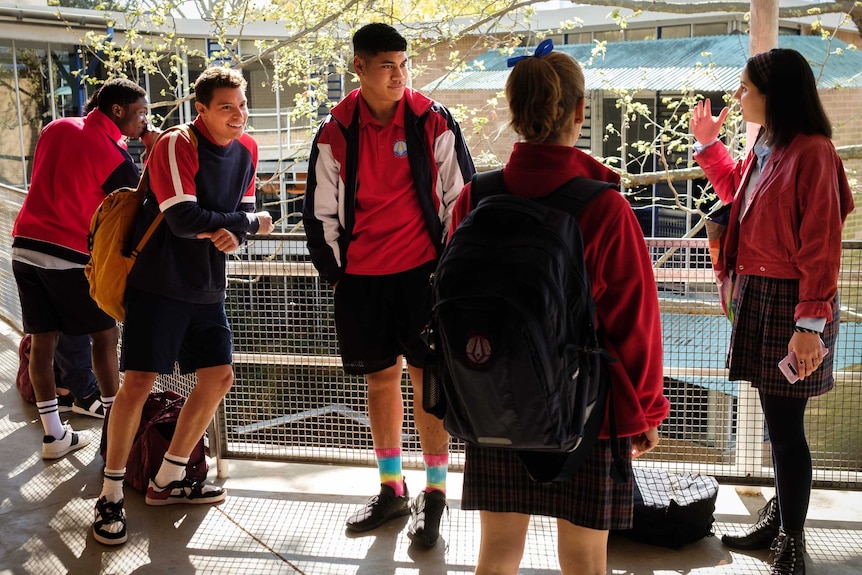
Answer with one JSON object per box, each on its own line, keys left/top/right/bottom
{"left": 692, "top": 48, "right": 854, "bottom": 575}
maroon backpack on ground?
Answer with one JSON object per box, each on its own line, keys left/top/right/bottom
{"left": 16, "top": 334, "right": 36, "bottom": 404}
{"left": 101, "top": 390, "right": 208, "bottom": 492}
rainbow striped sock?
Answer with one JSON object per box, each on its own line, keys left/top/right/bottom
{"left": 423, "top": 453, "right": 448, "bottom": 494}
{"left": 376, "top": 448, "right": 404, "bottom": 496}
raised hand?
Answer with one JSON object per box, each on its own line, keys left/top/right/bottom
{"left": 690, "top": 98, "right": 729, "bottom": 146}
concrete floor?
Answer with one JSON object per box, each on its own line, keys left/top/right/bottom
{"left": 1, "top": 321, "right": 861, "bottom": 575}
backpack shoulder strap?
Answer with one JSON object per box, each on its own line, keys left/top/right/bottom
{"left": 539, "top": 177, "right": 618, "bottom": 217}
{"left": 470, "top": 171, "right": 617, "bottom": 216}
{"left": 131, "top": 124, "right": 198, "bottom": 257}
{"left": 469, "top": 169, "right": 508, "bottom": 209}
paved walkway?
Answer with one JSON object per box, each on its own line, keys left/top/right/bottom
{"left": 1, "top": 321, "right": 861, "bottom": 574}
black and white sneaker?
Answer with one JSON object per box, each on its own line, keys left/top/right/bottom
{"left": 345, "top": 482, "right": 410, "bottom": 532}
{"left": 93, "top": 497, "right": 127, "bottom": 546}
{"left": 145, "top": 478, "right": 226, "bottom": 506}
{"left": 407, "top": 490, "right": 448, "bottom": 547}
{"left": 57, "top": 394, "right": 74, "bottom": 413}
{"left": 72, "top": 393, "right": 105, "bottom": 419}
{"left": 42, "top": 424, "right": 91, "bottom": 459}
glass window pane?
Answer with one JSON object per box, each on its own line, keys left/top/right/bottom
{"left": 694, "top": 23, "right": 729, "bottom": 37}
{"left": 660, "top": 25, "right": 691, "bottom": 39}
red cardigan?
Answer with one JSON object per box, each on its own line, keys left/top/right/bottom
{"left": 12, "top": 110, "right": 139, "bottom": 264}
{"left": 694, "top": 134, "right": 854, "bottom": 322}
{"left": 450, "top": 143, "right": 669, "bottom": 439}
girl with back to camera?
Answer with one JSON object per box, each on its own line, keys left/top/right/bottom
{"left": 691, "top": 48, "right": 854, "bottom": 575}
{"left": 449, "top": 40, "right": 669, "bottom": 575}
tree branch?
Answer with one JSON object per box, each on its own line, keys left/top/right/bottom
{"left": 563, "top": 0, "right": 859, "bottom": 18}
{"left": 625, "top": 144, "right": 862, "bottom": 186}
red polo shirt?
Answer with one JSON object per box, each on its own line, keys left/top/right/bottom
{"left": 345, "top": 95, "right": 436, "bottom": 275}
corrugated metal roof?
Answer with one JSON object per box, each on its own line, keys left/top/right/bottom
{"left": 423, "top": 35, "right": 862, "bottom": 92}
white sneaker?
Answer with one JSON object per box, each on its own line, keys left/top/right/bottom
{"left": 42, "top": 424, "right": 92, "bottom": 459}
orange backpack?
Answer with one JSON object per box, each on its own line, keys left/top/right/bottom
{"left": 85, "top": 125, "right": 196, "bottom": 321}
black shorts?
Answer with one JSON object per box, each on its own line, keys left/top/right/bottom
{"left": 334, "top": 260, "right": 435, "bottom": 375}
{"left": 13, "top": 261, "right": 116, "bottom": 335}
{"left": 121, "top": 287, "right": 233, "bottom": 375}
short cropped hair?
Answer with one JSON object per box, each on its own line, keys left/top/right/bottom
{"left": 746, "top": 48, "right": 831, "bottom": 148}
{"left": 353, "top": 23, "right": 407, "bottom": 58}
{"left": 88, "top": 78, "right": 147, "bottom": 114}
{"left": 193, "top": 67, "right": 247, "bottom": 107}
{"left": 506, "top": 51, "right": 585, "bottom": 144}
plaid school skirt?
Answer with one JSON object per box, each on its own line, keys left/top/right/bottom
{"left": 461, "top": 437, "right": 634, "bottom": 531}
{"left": 728, "top": 275, "right": 839, "bottom": 398}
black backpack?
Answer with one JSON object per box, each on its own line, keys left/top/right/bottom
{"left": 615, "top": 468, "right": 719, "bottom": 548}
{"left": 424, "top": 170, "right": 625, "bottom": 483}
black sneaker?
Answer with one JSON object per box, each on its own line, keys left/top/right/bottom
{"left": 57, "top": 394, "right": 74, "bottom": 413}
{"left": 72, "top": 393, "right": 105, "bottom": 419}
{"left": 346, "top": 482, "right": 410, "bottom": 532}
{"left": 93, "top": 497, "right": 127, "bottom": 546}
{"left": 407, "top": 489, "right": 447, "bottom": 548}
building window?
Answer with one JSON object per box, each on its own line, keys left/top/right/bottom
{"left": 594, "top": 29, "right": 624, "bottom": 43}
{"left": 659, "top": 25, "right": 691, "bottom": 39}
{"left": 693, "top": 23, "right": 729, "bottom": 37}
{"left": 626, "top": 28, "right": 657, "bottom": 41}
{"left": 563, "top": 32, "right": 592, "bottom": 45}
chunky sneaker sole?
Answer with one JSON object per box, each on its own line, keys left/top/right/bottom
{"left": 145, "top": 478, "right": 226, "bottom": 506}
{"left": 346, "top": 482, "right": 410, "bottom": 533}
{"left": 42, "top": 425, "right": 92, "bottom": 459}
{"left": 93, "top": 497, "right": 127, "bottom": 546}
{"left": 407, "top": 489, "right": 448, "bottom": 548}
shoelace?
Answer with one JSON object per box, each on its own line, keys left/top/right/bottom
{"left": 754, "top": 499, "right": 778, "bottom": 530}
{"left": 97, "top": 499, "right": 124, "bottom": 522}
{"left": 769, "top": 533, "right": 798, "bottom": 575}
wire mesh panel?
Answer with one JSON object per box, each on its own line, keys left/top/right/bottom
{"left": 0, "top": 185, "right": 25, "bottom": 329}
{"left": 0, "top": 182, "right": 858, "bottom": 489}
{"left": 638, "top": 239, "right": 862, "bottom": 487}
{"left": 217, "top": 234, "right": 442, "bottom": 470}
{"left": 215, "top": 235, "right": 861, "bottom": 489}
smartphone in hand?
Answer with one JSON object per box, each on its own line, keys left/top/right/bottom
{"left": 778, "top": 339, "right": 830, "bottom": 384}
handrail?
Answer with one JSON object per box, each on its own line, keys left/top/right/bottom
{"left": 0, "top": 183, "right": 27, "bottom": 196}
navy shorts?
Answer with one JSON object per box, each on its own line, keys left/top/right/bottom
{"left": 334, "top": 260, "right": 435, "bottom": 375}
{"left": 121, "top": 287, "right": 233, "bottom": 375}
{"left": 13, "top": 260, "right": 116, "bottom": 335}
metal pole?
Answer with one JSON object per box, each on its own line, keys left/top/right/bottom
{"left": 12, "top": 40, "right": 28, "bottom": 188}
{"left": 47, "top": 43, "right": 57, "bottom": 121}
{"left": 746, "top": 0, "right": 778, "bottom": 152}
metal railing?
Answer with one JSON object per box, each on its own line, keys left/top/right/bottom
{"left": 2, "top": 185, "right": 860, "bottom": 489}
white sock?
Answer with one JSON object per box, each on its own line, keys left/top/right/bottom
{"left": 36, "top": 398, "right": 65, "bottom": 439}
{"left": 100, "top": 468, "right": 126, "bottom": 503}
{"left": 153, "top": 453, "right": 188, "bottom": 488}
{"left": 97, "top": 468, "right": 126, "bottom": 535}
{"left": 100, "top": 395, "right": 115, "bottom": 410}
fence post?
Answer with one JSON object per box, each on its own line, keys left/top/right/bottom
{"left": 736, "top": 384, "right": 767, "bottom": 478}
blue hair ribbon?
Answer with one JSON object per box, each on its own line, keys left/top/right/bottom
{"left": 507, "top": 38, "right": 554, "bottom": 68}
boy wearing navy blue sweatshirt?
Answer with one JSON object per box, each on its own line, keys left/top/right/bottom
{"left": 93, "top": 67, "right": 274, "bottom": 546}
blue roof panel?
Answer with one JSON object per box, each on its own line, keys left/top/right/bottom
{"left": 424, "top": 35, "right": 862, "bottom": 92}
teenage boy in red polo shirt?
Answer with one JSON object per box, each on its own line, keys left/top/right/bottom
{"left": 303, "top": 23, "right": 475, "bottom": 547}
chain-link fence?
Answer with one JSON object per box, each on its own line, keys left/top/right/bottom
{"left": 2, "top": 183, "right": 860, "bottom": 488}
